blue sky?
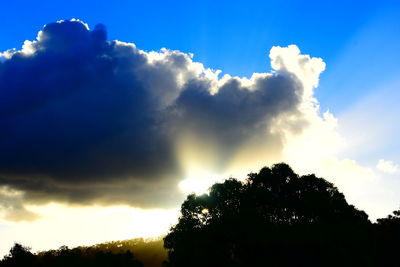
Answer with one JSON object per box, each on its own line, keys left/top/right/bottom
{"left": 1, "top": 0, "right": 398, "bottom": 112}
{"left": 0, "top": 0, "right": 400, "bottom": 256}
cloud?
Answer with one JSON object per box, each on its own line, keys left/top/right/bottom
{"left": 0, "top": 187, "right": 40, "bottom": 222}
{"left": 377, "top": 159, "right": 399, "bottom": 174}
{"left": 0, "top": 19, "right": 326, "bottom": 212}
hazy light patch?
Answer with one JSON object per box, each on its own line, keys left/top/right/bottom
{"left": 0, "top": 204, "right": 178, "bottom": 258}
{"left": 377, "top": 159, "right": 399, "bottom": 174}
{"left": 281, "top": 82, "right": 343, "bottom": 176}
{"left": 310, "top": 158, "right": 398, "bottom": 221}
{"left": 280, "top": 99, "right": 397, "bottom": 220}
{"left": 176, "top": 132, "right": 223, "bottom": 195}
{"left": 179, "top": 171, "right": 221, "bottom": 195}
{"left": 280, "top": 95, "right": 400, "bottom": 221}
{"left": 281, "top": 109, "right": 399, "bottom": 221}
{"left": 224, "top": 135, "right": 285, "bottom": 180}
{"left": 336, "top": 78, "right": 400, "bottom": 161}
{"left": 287, "top": 154, "right": 389, "bottom": 220}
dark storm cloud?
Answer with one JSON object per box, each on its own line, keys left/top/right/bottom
{"left": 0, "top": 20, "right": 323, "bottom": 214}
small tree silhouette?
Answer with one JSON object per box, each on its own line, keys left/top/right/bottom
{"left": 1, "top": 243, "right": 38, "bottom": 267}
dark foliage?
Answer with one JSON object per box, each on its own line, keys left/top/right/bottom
{"left": 375, "top": 209, "right": 400, "bottom": 266}
{"left": 0, "top": 244, "right": 37, "bottom": 267}
{"left": 0, "top": 243, "right": 143, "bottom": 267}
{"left": 87, "top": 238, "right": 167, "bottom": 267}
{"left": 164, "top": 163, "right": 382, "bottom": 267}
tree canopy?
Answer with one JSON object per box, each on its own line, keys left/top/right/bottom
{"left": 164, "top": 163, "right": 374, "bottom": 267}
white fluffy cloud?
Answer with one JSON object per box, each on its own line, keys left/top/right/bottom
{"left": 377, "top": 159, "right": 399, "bottom": 174}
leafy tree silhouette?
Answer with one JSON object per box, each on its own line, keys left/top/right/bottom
{"left": 0, "top": 243, "right": 38, "bottom": 267}
{"left": 164, "top": 163, "right": 374, "bottom": 267}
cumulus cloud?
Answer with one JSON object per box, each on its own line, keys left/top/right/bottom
{"left": 0, "top": 19, "right": 327, "bottom": 216}
{"left": 377, "top": 159, "right": 399, "bottom": 174}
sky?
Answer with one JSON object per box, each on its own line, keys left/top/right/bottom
{"left": 0, "top": 0, "right": 400, "bottom": 257}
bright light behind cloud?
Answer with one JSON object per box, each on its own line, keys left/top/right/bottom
{"left": 179, "top": 176, "right": 220, "bottom": 195}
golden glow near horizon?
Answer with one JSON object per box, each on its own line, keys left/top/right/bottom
{"left": 0, "top": 204, "right": 179, "bottom": 257}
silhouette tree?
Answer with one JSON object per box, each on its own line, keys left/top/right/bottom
{"left": 0, "top": 243, "right": 143, "bottom": 267}
{"left": 375, "top": 209, "right": 400, "bottom": 266}
{"left": 0, "top": 243, "right": 38, "bottom": 267}
{"left": 164, "top": 163, "right": 373, "bottom": 267}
